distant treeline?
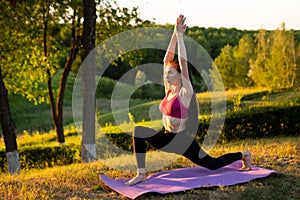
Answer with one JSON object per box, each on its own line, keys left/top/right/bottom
{"left": 103, "top": 23, "right": 300, "bottom": 91}
{"left": 2, "top": 0, "right": 299, "bottom": 99}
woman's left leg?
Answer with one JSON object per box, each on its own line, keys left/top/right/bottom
{"left": 180, "top": 135, "right": 243, "bottom": 170}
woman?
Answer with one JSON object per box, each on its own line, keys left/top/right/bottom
{"left": 125, "top": 15, "right": 251, "bottom": 186}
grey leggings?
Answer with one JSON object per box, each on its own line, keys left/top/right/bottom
{"left": 133, "top": 126, "right": 242, "bottom": 170}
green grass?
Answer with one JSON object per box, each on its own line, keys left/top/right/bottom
{"left": 0, "top": 135, "right": 298, "bottom": 199}
{"left": 98, "top": 87, "right": 300, "bottom": 126}
{"left": 6, "top": 69, "right": 76, "bottom": 134}
{"left": 1, "top": 84, "right": 300, "bottom": 199}
{"left": 196, "top": 87, "right": 300, "bottom": 114}
{"left": 0, "top": 126, "right": 80, "bottom": 150}
{"left": 5, "top": 70, "right": 300, "bottom": 134}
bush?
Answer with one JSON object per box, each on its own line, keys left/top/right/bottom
{"left": 102, "top": 105, "right": 300, "bottom": 150}
{"left": 1, "top": 105, "right": 299, "bottom": 172}
{"left": 131, "top": 83, "right": 164, "bottom": 99}
{"left": 219, "top": 105, "right": 300, "bottom": 142}
{"left": 240, "top": 90, "right": 269, "bottom": 101}
{"left": 0, "top": 144, "right": 81, "bottom": 172}
{"left": 96, "top": 77, "right": 135, "bottom": 99}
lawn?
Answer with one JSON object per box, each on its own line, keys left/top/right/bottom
{"left": 0, "top": 135, "right": 299, "bottom": 199}
{"left": 1, "top": 83, "right": 300, "bottom": 199}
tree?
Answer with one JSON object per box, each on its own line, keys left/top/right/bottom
{"left": 268, "top": 23, "right": 297, "bottom": 88}
{"left": 233, "top": 34, "right": 255, "bottom": 87}
{"left": 94, "top": 1, "right": 153, "bottom": 79}
{"left": 0, "top": 0, "right": 30, "bottom": 174}
{"left": 0, "top": 1, "right": 48, "bottom": 104}
{"left": 296, "top": 43, "right": 300, "bottom": 88}
{"left": 25, "top": 0, "right": 83, "bottom": 144}
{"left": 249, "top": 28, "right": 271, "bottom": 87}
{"left": 250, "top": 24, "right": 298, "bottom": 89}
{"left": 1, "top": 0, "right": 148, "bottom": 146}
{"left": 214, "top": 44, "right": 236, "bottom": 89}
{"left": 213, "top": 35, "right": 256, "bottom": 90}
{"left": 53, "top": 1, "right": 82, "bottom": 144}
{"left": 81, "top": 0, "right": 97, "bottom": 162}
{"left": 79, "top": 0, "right": 147, "bottom": 162}
{"left": 0, "top": 66, "right": 20, "bottom": 174}
{"left": 0, "top": 0, "right": 82, "bottom": 144}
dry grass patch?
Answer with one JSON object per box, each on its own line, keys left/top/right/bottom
{"left": 0, "top": 136, "right": 299, "bottom": 199}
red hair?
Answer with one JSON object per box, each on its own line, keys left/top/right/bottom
{"left": 166, "top": 60, "right": 180, "bottom": 73}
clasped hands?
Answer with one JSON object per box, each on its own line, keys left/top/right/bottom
{"left": 175, "top": 14, "right": 188, "bottom": 35}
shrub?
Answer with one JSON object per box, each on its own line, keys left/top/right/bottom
{"left": 0, "top": 144, "right": 81, "bottom": 172}
{"left": 101, "top": 105, "right": 300, "bottom": 150}
{"left": 1, "top": 105, "right": 299, "bottom": 172}
{"left": 219, "top": 105, "right": 300, "bottom": 142}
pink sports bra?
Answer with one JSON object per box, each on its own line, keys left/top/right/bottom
{"left": 159, "top": 90, "right": 188, "bottom": 119}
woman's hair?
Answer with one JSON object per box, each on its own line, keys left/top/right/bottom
{"left": 167, "top": 60, "right": 199, "bottom": 136}
{"left": 166, "top": 60, "right": 180, "bottom": 73}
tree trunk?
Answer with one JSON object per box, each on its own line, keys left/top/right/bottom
{"left": 290, "top": 32, "right": 297, "bottom": 87}
{"left": 43, "top": 11, "right": 66, "bottom": 144}
{"left": 43, "top": 5, "right": 82, "bottom": 145}
{"left": 81, "top": 0, "right": 97, "bottom": 162}
{"left": 54, "top": 12, "right": 81, "bottom": 145}
{"left": 0, "top": 66, "right": 20, "bottom": 174}
{"left": 46, "top": 68, "right": 66, "bottom": 144}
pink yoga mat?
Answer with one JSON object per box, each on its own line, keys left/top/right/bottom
{"left": 100, "top": 161, "right": 276, "bottom": 199}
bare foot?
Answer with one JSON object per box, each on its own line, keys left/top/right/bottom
{"left": 240, "top": 151, "right": 252, "bottom": 171}
{"left": 124, "top": 173, "right": 147, "bottom": 186}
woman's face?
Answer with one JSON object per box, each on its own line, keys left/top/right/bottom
{"left": 165, "top": 66, "right": 181, "bottom": 86}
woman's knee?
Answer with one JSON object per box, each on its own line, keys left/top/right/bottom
{"left": 133, "top": 126, "right": 146, "bottom": 138}
{"left": 133, "top": 126, "right": 158, "bottom": 138}
{"left": 199, "top": 156, "right": 220, "bottom": 170}
{"left": 186, "top": 154, "right": 220, "bottom": 170}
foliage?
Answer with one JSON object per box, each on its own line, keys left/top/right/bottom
{"left": 213, "top": 34, "right": 255, "bottom": 89}
{"left": 1, "top": 88, "right": 300, "bottom": 174}
{"left": 250, "top": 24, "right": 300, "bottom": 88}
{"left": 0, "top": 144, "right": 80, "bottom": 172}
{"left": 233, "top": 94, "right": 243, "bottom": 112}
{"left": 0, "top": 0, "right": 150, "bottom": 143}
{"left": 91, "top": 1, "right": 154, "bottom": 78}
{"left": 232, "top": 34, "right": 255, "bottom": 87}
{"left": 187, "top": 27, "right": 253, "bottom": 59}
{"left": 96, "top": 76, "right": 136, "bottom": 99}
{"left": 3, "top": 69, "right": 76, "bottom": 134}
{"left": 214, "top": 44, "right": 236, "bottom": 89}
{"left": 213, "top": 24, "right": 300, "bottom": 90}
{"left": 219, "top": 105, "right": 300, "bottom": 143}
{"left": 100, "top": 104, "right": 300, "bottom": 153}
{"left": 0, "top": 0, "right": 52, "bottom": 104}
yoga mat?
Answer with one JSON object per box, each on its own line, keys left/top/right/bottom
{"left": 100, "top": 161, "right": 276, "bottom": 199}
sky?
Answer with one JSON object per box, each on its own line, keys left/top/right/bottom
{"left": 115, "top": 0, "right": 300, "bottom": 30}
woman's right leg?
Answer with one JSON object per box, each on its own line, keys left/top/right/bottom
{"left": 125, "top": 126, "right": 175, "bottom": 185}
{"left": 133, "top": 126, "right": 175, "bottom": 168}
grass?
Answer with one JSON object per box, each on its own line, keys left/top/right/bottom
{"left": 0, "top": 135, "right": 299, "bottom": 199}
{"left": 98, "top": 87, "right": 300, "bottom": 126}
{"left": 6, "top": 69, "right": 77, "bottom": 134}
{"left": 2, "top": 76, "right": 300, "bottom": 199}
{"left": 5, "top": 73, "right": 300, "bottom": 133}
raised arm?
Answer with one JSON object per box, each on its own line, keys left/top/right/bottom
{"left": 163, "top": 26, "right": 177, "bottom": 94}
{"left": 175, "top": 15, "right": 193, "bottom": 99}
{"left": 163, "top": 32, "right": 177, "bottom": 66}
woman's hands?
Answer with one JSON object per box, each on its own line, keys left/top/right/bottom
{"left": 175, "top": 14, "right": 188, "bottom": 34}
